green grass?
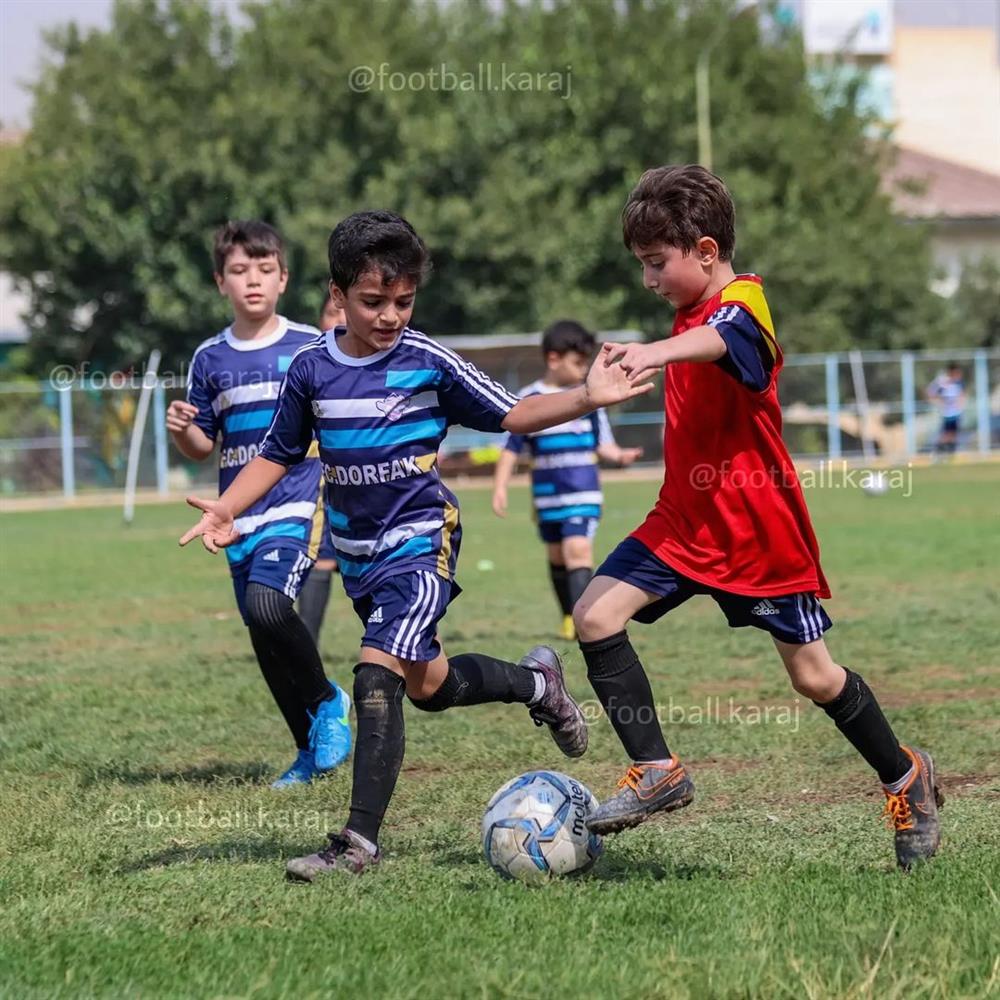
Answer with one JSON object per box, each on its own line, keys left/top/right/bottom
{"left": 1, "top": 465, "right": 998, "bottom": 998}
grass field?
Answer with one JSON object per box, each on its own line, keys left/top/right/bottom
{"left": 1, "top": 465, "right": 998, "bottom": 999}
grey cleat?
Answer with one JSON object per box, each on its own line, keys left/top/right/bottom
{"left": 586, "top": 759, "right": 695, "bottom": 835}
{"left": 285, "top": 828, "right": 380, "bottom": 882}
{"left": 522, "top": 645, "right": 588, "bottom": 758}
{"left": 883, "top": 746, "right": 944, "bottom": 870}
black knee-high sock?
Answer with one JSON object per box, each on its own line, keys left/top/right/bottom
{"left": 297, "top": 568, "right": 333, "bottom": 644}
{"left": 245, "top": 583, "right": 331, "bottom": 712}
{"left": 816, "top": 669, "right": 911, "bottom": 784}
{"left": 247, "top": 627, "right": 310, "bottom": 749}
{"left": 409, "top": 653, "right": 537, "bottom": 711}
{"left": 346, "top": 663, "right": 406, "bottom": 847}
{"left": 566, "top": 567, "right": 592, "bottom": 611}
{"left": 549, "top": 563, "right": 572, "bottom": 615}
{"left": 580, "top": 631, "right": 670, "bottom": 762}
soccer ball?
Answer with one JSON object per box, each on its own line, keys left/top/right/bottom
{"left": 481, "top": 770, "right": 603, "bottom": 884}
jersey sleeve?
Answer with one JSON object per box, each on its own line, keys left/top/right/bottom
{"left": 503, "top": 431, "right": 526, "bottom": 454}
{"left": 258, "top": 355, "right": 315, "bottom": 466}
{"left": 435, "top": 349, "right": 519, "bottom": 433}
{"left": 707, "top": 304, "right": 776, "bottom": 392}
{"left": 186, "top": 350, "right": 219, "bottom": 441}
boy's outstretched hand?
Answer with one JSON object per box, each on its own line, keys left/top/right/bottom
{"left": 179, "top": 496, "right": 240, "bottom": 554}
{"left": 601, "top": 341, "right": 670, "bottom": 383}
{"left": 585, "top": 347, "right": 656, "bottom": 406}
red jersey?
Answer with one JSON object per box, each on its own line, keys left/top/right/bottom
{"left": 632, "top": 275, "right": 830, "bottom": 598}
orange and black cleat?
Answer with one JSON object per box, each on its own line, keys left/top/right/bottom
{"left": 883, "top": 745, "right": 944, "bottom": 870}
{"left": 585, "top": 759, "right": 694, "bottom": 835}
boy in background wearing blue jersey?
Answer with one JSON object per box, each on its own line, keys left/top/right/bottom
{"left": 166, "top": 221, "right": 351, "bottom": 789}
{"left": 179, "top": 211, "right": 653, "bottom": 879}
{"left": 492, "top": 321, "right": 642, "bottom": 641}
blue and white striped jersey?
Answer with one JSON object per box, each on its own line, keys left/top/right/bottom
{"left": 503, "top": 380, "right": 615, "bottom": 524}
{"left": 928, "top": 373, "right": 965, "bottom": 418}
{"left": 186, "top": 317, "right": 324, "bottom": 567}
{"left": 259, "top": 327, "right": 518, "bottom": 598}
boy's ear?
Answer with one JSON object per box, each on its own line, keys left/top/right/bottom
{"left": 329, "top": 281, "right": 348, "bottom": 309}
{"left": 214, "top": 271, "right": 226, "bottom": 295}
{"left": 696, "top": 236, "right": 719, "bottom": 266}
{"left": 277, "top": 267, "right": 289, "bottom": 294}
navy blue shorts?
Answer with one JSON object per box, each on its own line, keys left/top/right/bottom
{"left": 351, "top": 571, "right": 461, "bottom": 662}
{"left": 538, "top": 515, "right": 599, "bottom": 545}
{"left": 941, "top": 416, "right": 960, "bottom": 434}
{"left": 231, "top": 545, "right": 314, "bottom": 625}
{"left": 596, "top": 537, "right": 832, "bottom": 646}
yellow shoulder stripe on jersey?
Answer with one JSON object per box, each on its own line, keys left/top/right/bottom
{"left": 415, "top": 452, "right": 438, "bottom": 472}
{"left": 306, "top": 440, "right": 320, "bottom": 459}
{"left": 720, "top": 279, "right": 778, "bottom": 360}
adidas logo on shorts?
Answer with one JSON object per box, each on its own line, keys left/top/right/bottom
{"left": 751, "top": 599, "right": 780, "bottom": 616}
{"left": 367, "top": 606, "right": 384, "bottom": 624}
{"left": 262, "top": 549, "right": 281, "bottom": 563}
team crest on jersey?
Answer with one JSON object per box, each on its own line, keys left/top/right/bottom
{"left": 375, "top": 392, "right": 409, "bottom": 421}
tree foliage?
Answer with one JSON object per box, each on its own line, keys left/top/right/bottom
{"left": 0, "top": 0, "right": 950, "bottom": 371}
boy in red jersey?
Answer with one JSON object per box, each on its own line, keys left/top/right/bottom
{"left": 574, "top": 165, "right": 942, "bottom": 869}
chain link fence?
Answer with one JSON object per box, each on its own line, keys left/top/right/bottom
{"left": 0, "top": 345, "right": 997, "bottom": 498}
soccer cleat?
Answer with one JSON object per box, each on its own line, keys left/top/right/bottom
{"left": 522, "top": 645, "right": 588, "bottom": 758}
{"left": 285, "top": 828, "right": 381, "bottom": 881}
{"left": 270, "top": 749, "right": 319, "bottom": 789}
{"left": 308, "top": 683, "right": 353, "bottom": 771}
{"left": 883, "top": 745, "right": 944, "bottom": 870}
{"left": 559, "top": 615, "right": 577, "bottom": 642}
{"left": 586, "top": 759, "right": 694, "bottom": 835}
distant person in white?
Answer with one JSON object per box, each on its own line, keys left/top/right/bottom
{"left": 926, "top": 363, "right": 966, "bottom": 457}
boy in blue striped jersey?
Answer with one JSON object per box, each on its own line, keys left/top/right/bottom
{"left": 167, "top": 220, "right": 351, "bottom": 789}
{"left": 493, "top": 321, "right": 642, "bottom": 641}
{"left": 179, "top": 211, "right": 653, "bottom": 878}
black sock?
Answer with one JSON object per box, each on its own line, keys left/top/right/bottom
{"left": 580, "top": 630, "right": 670, "bottom": 762}
{"left": 297, "top": 568, "right": 333, "bottom": 644}
{"left": 244, "top": 583, "right": 331, "bottom": 713}
{"left": 247, "top": 627, "right": 310, "bottom": 749}
{"left": 409, "top": 653, "right": 536, "bottom": 712}
{"left": 548, "top": 563, "right": 572, "bottom": 615}
{"left": 566, "top": 567, "right": 592, "bottom": 611}
{"left": 346, "top": 663, "right": 406, "bottom": 847}
{"left": 816, "top": 669, "right": 911, "bottom": 784}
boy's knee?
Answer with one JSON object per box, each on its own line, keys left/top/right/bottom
{"left": 353, "top": 662, "right": 405, "bottom": 716}
{"left": 573, "top": 594, "right": 621, "bottom": 642}
{"left": 790, "top": 664, "right": 845, "bottom": 703}
{"left": 244, "top": 583, "right": 295, "bottom": 633}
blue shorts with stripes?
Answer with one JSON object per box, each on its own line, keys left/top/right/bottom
{"left": 538, "top": 515, "right": 599, "bottom": 544}
{"left": 351, "top": 571, "right": 461, "bottom": 663}
{"left": 597, "top": 537, "right": 832, "bottom": 646}
{"left": 231, "top": 545, "right": 314, "bottom": 626}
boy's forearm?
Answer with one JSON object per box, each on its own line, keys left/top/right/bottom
{"left": 493, "top": 449, "right": 518, "bottom": 488}
{"left": 218, "top": 456, "right": 288, "bottom": 518}
{"left": 658, "top": 326, "right": 727, "bottom": 365}
{"left": 170, "top": 426, "right": 215, "bottom": 461}
{"left": 502, "top": 386, "right": 591, "bottom": 435}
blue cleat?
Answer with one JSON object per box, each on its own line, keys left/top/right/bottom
{"left": 309, "top": 683, "right": 353, "bottom": 771}
{"left": 271, "top": 749, "right": 320, "bottom": 789}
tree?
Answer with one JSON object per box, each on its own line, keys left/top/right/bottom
{"left": 0, "top": 0, "right": 949, "bottom": 374}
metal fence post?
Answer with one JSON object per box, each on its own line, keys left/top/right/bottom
{"left": 901, "top": 352, "right": 917, "bottom": 458}
{"left": 153, "top": 380, "right": 168, "bottom": 495}
{"left": 825, "top": 353, "right": 841, "bottom": 460}
{"left": 974, "top": 349, "right": 990, "bottom": 454}
{"left": 58, "top": 387, "right": 75, "bottom": 499}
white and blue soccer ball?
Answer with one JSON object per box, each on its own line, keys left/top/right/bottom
{"left": 481, "top": 770, "right": 603, "bottom": 884}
